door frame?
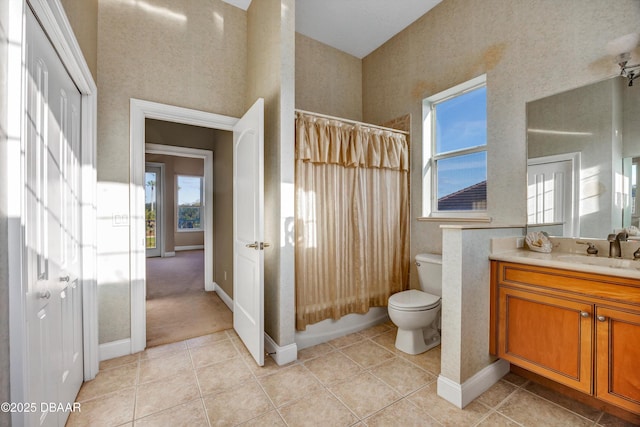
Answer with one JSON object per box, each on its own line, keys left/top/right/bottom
{"left": 130, "top": 99, "right": 237, "bottom": 353}
{"left": 7, "top": 0, "right": 99, "bottom": 419}
{"left": 145, "top": 162, "right": 165, "bottom": 258}
{"left": 145, "top": 144, "right": 214, "bottom": 289}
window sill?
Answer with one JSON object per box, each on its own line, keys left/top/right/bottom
{"left": 417, "top": 216, "right": 492, "bottom": 223}
{"left": 176, "top": 228, "right": 203, "bottom": 233}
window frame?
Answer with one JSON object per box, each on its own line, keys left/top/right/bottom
{"left": 175, "top": 174, "right": 204, "bottom": 232}
{"left": 421, "top": 74, "right": 490, "bottom": 220}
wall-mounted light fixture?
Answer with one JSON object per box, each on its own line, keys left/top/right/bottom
{"left": 607, "top": 32, "right": 640, "bottom": 86}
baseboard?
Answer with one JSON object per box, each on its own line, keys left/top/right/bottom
{"left": 164, "top": 251, "right": 175, "bottom": 257}
{"left": 175, "top": 245, "right": 204, "bottom": 251}
{"left": 437, "top": 359, "right": 510, "bottom": 408}
{"left": 213, "top": 282, "right": 233, "bottom": 312}
{"left": 264, "top": 333, "right": 297, "bottom": 366}
{"left": 99, "top": 338, "right": 132, "bottom": 361}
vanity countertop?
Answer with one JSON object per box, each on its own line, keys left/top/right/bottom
{"left": 489, "top": 249, "right": 640, "bottom": 280}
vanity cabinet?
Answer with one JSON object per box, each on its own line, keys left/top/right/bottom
{"left": 490, "top": 261, "right": 640, "bottom": 415}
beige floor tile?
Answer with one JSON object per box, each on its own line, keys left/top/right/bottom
{"left": 363, "top": 398, "right": 439, "bottom": 427}
{"left": 258, "top": 364, "right": 322, "bottom": 407}
{"left": 476, "top": 411, "right": 523, "bottom": 426}
{"left": 304, "top": 351, "right": 362, "bottom": 385}
{"left": 203, "top": 380, "right": 274, "bottom": 426}
{"left": 330, "top": 372, "right": 401, "bottom": 419}
{"left": 370, "top": 358, "right": 435, "bottom": 396}
{"left": 134, "top": 399, "right": 208, "bottom": 427}
{"left": 67, "top": 387, "right": 135, "bottom": 427}
{"left": 328, "top": 332, "right": 365, "bottom": 348}
{"left": 239, "top": 410, "right": 286, "bottom": 426}
{"left": 279, "top": 389, "right": 358, "bottom": 427}
{"left": 134, "top": 371, "right": 200, "bottom": 419}
{"left": 476, "top": 380, "right": 517, "bottom": 408}
{"left": 138, "top": 350, "right": 192, "bottom": 384}
{"left": 196, "top": 357, "right": 253, "bottom": 396}
{"left": 297, "top": 343, "right": 334, "bottom": 362}
{"left": 141, "top": 341, "right": 187, "bottom": 360}
{"left": 370, "top": 330, "right": 403, "bottom": 354}
{"left": 399, "top": 345, "right": 441, "bottom": 375}
{"left": 230, "top": 336, "right": 252, "bottom": 357}
{"left": 501, "top": 372, "right": 529, "bottom": 387}
{"left": 77, "top": 363, "right": 138, "bottom": 402}
{"left": 243, "top": 353, "right": 291, "bottom": 378}
{"left": 497, "top": 389, "right": 593, "bottom": 427}
{"left": 358, "top": 323, "right": 392, "bottom": 338}
{"left": 186, "top": 331, "right": 229, "bottom": 348}
{"left": 597, "top": 412, "right": 640, "bottom": 426}
{"left": 189, "top": 339, "right": 240, "bottom": 369}
{"left": 341, "top": 340, "right": 395, "bottom": 369}
{"left": 524, "top": 382, "right": 602, "bottom": 421}
{"left": 99, "top": 353, "right": 140, "bottom": 371}
{"left": 409, "top": 382, "right": 490, "bottom": 427}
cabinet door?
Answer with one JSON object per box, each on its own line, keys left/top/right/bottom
{"left": 498, "top": 287, "right": 593, "bottom": 393}
{"left": 596, "top": 307, "right": 640, "bottom": 413}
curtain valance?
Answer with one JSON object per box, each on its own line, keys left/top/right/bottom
{"left": 295, "top": 113, "right": 409, "bottom": 171}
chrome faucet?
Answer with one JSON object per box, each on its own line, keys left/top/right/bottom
{"left": 607, "top": 232, "right": 628, "bottom": 258}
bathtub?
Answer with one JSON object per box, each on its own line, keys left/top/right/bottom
{"left": 294, "top": 307, "right": 389, "bottom": 350}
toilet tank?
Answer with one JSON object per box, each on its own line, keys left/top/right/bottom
{"left": 415, "top": 253, "right": 442, "bottom": 296}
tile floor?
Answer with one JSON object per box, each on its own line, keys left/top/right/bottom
{"left": 67, "top": 323, "right": 637, "bottom": 426}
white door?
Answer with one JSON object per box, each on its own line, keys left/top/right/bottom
{"left": 25, "top": 8, "right": 83, "bottom": 426}
{"left": 145, "top": 164, "right": 162, "bottom": 257}
{"left": 527, "top": 159, "right": 575, "bottom": 236}
{"left": 233, "top": 98, "right": 265, "bottom": 366}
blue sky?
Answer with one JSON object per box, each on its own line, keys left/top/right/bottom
{"left": 145, "top": 173, "right": 202, "bottom": 205}
{"left": 435, "top": 86, "right": 487, "bottom": 198}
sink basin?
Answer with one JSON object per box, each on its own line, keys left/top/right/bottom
{"left": 555, "top": 254, "right": 639, "bottom": 270}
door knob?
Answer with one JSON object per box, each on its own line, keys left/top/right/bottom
{"left": 580, "top": 311, "right": 590, "bottom": 318}
{"left": 60, "top": 275, "right": 70, "bottom": 282}
{"left": 39, "top": 290, "right": 51, "bottom": 300}
{"left": 246, "top": 242, "right": 258, "bottom": 249}
{"left": 597, "top": 315, "right": 607, "bottom": 322}
{"left": 261, "top": 242, "right": 270, "bottom": 249}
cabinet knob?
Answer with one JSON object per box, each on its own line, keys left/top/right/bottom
{"left": 597, "top": 315, "right": 607, "bottom": 322}
{"left": 580, "top": 311, "right": 590, "bottom": 318}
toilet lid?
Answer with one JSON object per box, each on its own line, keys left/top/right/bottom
{"left": 388, "top": 289, "right": 441, "bottom": 311}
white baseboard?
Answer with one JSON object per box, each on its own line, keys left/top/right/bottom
{"left": 265, "top": 333, "right": 297, "bottom": 366}
{"left": 164, "top": 251, "right": 176, "bottom": 257}
{"left": 214, "top": 282, "right": 233, "bottom": 312}
{"left": 175, "top": 245, "right": 204, "bottom": 251}
{"left": 437, "top": 359, "right": 510, "bottom": 408}
{"left": 99, "top": 338, "right": 132, "bottom": 361}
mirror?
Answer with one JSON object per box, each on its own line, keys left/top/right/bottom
{"left": 526, "top": 76, "right": 640, "bottom": 239}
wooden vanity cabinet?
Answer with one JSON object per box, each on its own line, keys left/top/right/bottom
{"left": 490, "top": 261, "right": 640, "bottom": 415}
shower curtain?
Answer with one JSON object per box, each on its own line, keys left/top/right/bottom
{"left": 295, "top": 112, "right": 410, "bottom": 331}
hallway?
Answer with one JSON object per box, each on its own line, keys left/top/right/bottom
{"left": 146, "top": 251, "right": 232, "bottom": 347}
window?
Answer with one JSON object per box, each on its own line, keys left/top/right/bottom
{"left": 422, "top": 75, "right": 487, "bottom": 217}
{"left": 176, "top": 175, "right": 203, "bottom": 231}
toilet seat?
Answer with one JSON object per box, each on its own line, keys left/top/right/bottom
{"left": 389, "top": 289, "right": 440, "bottom": 311}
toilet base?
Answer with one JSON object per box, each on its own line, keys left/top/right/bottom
{"left": 394, "top": 324, "right": 441, "bottom": 355}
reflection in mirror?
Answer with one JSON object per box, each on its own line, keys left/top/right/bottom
{"left": 526, "top": 76, "right": 640, "bottom": 239}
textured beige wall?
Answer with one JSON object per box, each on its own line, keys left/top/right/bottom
{"left": 97, "top": 0, "right": 246, "bottom": 343}
{"left": 246, "top": 0, "right": 296, "bottom": 346}
{"left": 212, "top": 132, "right": 234, "bottom": 298}
{"left": 295, "top": 33, "right": 362, "bottom": 121}
{"left": 59, "top": 0, "right": 98, "bottom": 80}
{"left": 362, "top": 0, "right": 640, "bottom": 384}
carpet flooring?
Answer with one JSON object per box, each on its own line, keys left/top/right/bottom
{"left": 146, "top": 250, "right": 233, "bottom": 348}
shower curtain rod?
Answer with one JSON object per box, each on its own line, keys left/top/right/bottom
{"left": 295, "top": 109, "right": 410, "bottom": 135}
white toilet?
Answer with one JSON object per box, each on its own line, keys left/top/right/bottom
{"left": 388, "top": 253, "right": 442, "bottom": 355}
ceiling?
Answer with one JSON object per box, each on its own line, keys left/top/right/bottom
{"left": 221, "top": 0, "right": 443, "bottom": 58}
